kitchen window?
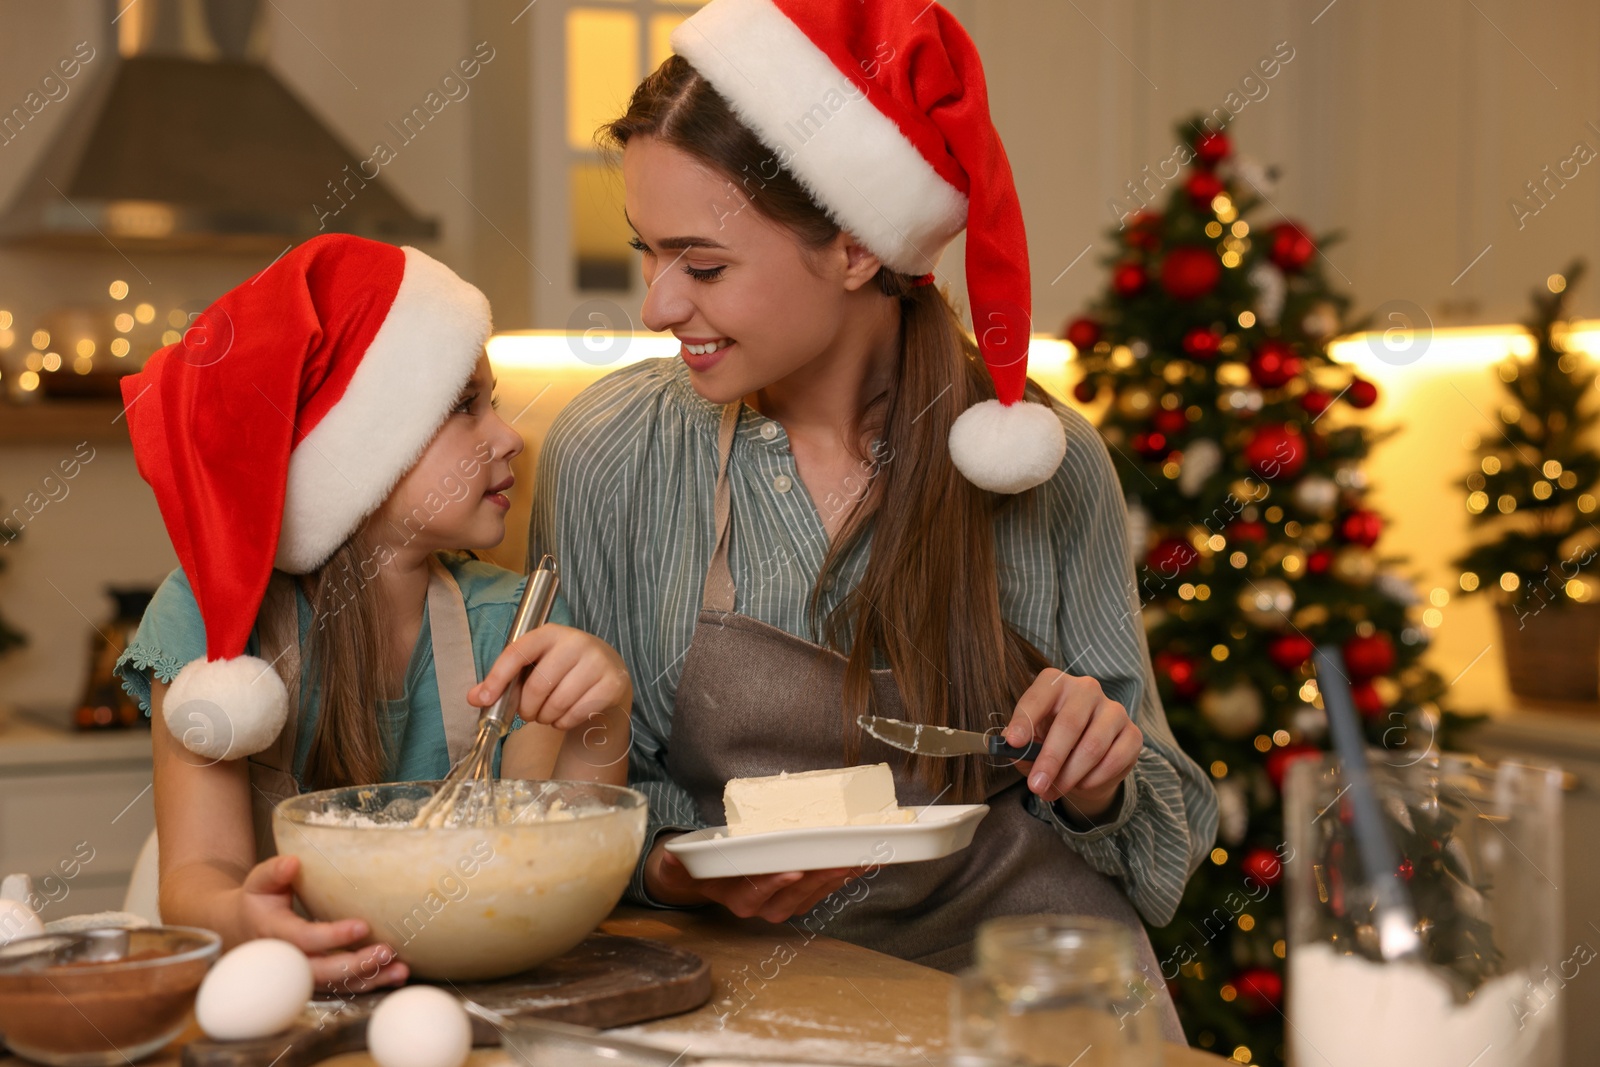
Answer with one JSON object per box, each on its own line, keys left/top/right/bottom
{"left": 530, "top": 0, "right": 708, "bottom": 327}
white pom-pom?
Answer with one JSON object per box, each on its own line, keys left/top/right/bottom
{"left": 948, "top": 399, "right": 1067, "bottom": 493}
{"left": 165, "top": 656, "right": 289, "bottom": 761}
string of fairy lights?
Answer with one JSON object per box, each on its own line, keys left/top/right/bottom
{"left": 0, "top": 278, "right": 186, "bottom": 398}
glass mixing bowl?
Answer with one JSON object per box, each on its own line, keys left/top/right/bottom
{"left": 274, "top": 780, "right": 646, "bottom": 981}
{"left": 0, "top": 925, "right": 220, "bottom": 1066}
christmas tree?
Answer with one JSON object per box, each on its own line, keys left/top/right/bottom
{"left": 1066, "top": 117, "right": 1459, "bottom": 1065}
{"left": 1455, "top": 261, "right": 1599, "bottom": 620}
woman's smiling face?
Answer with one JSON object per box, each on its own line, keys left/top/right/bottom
{"left": 622, "top": 134, "right": 883, "bottom": 405}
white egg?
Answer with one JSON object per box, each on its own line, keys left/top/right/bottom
{"left": 195, "top": 938, "right": 314, "bottom": 1040}
{"left": 367, "top": 986, "right": 472, "bottom": 1067}
{"left": 0, "top": 898, "right": 42, "bottom": 945}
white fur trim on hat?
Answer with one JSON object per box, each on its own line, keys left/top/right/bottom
{"left": 948, "top": 399, "right": 1067, "bottom": 494}
{"left": 165, "top": 655, "right": 290, "bottom": 761}
{"left": 274, "top": 246, "right": 491, "bottom": 573}
{"left": 670, "top": 0, "right": 967, "bottom": 276}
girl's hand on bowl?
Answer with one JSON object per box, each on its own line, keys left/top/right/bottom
{"left": 235, "top": 854, "right": 408, "bottom": 993}
{"left": 471, "top": 624, "right": 633, "bottom": 732}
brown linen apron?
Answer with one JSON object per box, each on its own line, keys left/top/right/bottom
{"left": 245, "top": 554, "right": 482, "bottom": 860}
{"left": 666, "top": 403, "right": 1183, "bottom": 1041}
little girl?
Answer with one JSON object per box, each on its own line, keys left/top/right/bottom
{"left": 113, "top": 234, "right": 631, "bottom": 993}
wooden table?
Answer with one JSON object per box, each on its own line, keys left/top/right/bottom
{"left": 594, "top": 907, "right": 1222, "bottom": 1065}
{"left": 18, "top": 907, "right": 1219, "bottom": 1066}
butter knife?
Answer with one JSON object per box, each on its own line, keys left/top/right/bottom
{"left": 858, "top": 714, "right": 1042, "bottom": 760}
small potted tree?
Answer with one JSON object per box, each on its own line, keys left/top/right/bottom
{"left": 1456, "top": 261, "right": 1600, "bottom": 701}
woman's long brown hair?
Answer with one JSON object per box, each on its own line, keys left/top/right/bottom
{"left": 602, "top": 56, "right": 1055, "bottom": 803}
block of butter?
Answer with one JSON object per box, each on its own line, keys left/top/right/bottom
{"left": 722, "top": 763, "right": 915, "bottom": 837}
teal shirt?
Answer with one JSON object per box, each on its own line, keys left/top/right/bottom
{"left": 113, "top": 550, "right": 575, "bottom": 787}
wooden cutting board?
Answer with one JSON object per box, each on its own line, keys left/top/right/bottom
{"left": 181, "top": 934, "right": 711, "bottom": 1067}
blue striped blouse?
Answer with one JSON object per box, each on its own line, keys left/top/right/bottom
{"left": 526, "top": 357, "right": 1217, "bottom": 926}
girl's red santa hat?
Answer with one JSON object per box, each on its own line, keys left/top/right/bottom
{"left": 671, "top": 0, "right": 1065, "bottom": 493}
{"left": 121, "top": 235, "right": 491, "bottom": 760}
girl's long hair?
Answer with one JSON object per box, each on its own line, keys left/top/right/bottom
{"left": 601, "top": 56, "right": 1055, "bottom": 803}
{"left": 265, "top": 532, "right": 399, "bottom": 790}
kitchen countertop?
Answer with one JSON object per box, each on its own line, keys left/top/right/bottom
{"left": 91, "top": 906, "right": 1219, "bottom": 1067}
{"left": 0, "top": 712, "right": 152, "bottom": 770}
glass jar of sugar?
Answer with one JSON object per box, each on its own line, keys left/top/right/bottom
{"left": 950, "top": 915, "right": 1164, "bottom": 1067}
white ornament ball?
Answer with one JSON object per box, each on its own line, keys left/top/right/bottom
{"left": 0, "top": 898, "right": 42, "bottom": 945}
{"left": 1376, "top": 572, "right": 1423, "bottom": 605}
{"left": 1303, "top": 301, "right": 1340, "bottom": 340}
{"left": 1125, "top": 501, "right": 1152, "bottom": 562}
{"left": 1290, "top": 703, "right": 1327, "bottom": 741}
{"left": 367, "top": 986, "right": 473, "bottom": 1067}
{"left": 1230, "top": 156, "right": 1280, "bottom": 198}
{"left": 1215, "top": 779, "right": 1250, "bottom": 846}
{"left": 196, "top": 938, "right": 314, "bottom": 1041}
{"left": 1200, "top": 681, "right": 1265, "bottom": 740}
{"left": 1292, "top": 475, "right": 1339, "bottom": 516}
{"left": 165, "top": 655, "right": 290, "bottom": 761}
{"left": 1178, "top": 438, "right": 1223, "bottom": 497}
{"left": 1248, "top": 262, "right": 1287, "bottom": 327}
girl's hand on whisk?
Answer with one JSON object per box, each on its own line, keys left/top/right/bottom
{"left": 470, "top": 625, "right": 633, "bottom": 731}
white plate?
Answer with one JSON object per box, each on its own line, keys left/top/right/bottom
{"left": 663, "top": 804, "right": 989, "bottom": 878}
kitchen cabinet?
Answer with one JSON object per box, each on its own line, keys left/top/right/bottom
{"left": 0, "top": 715, "right": 153, "bottom": 917}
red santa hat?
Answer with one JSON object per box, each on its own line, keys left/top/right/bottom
{"left": 121, "top": 234, "right": 491, "bottom": 760}
{"left": 670, "top": 0, "right": 1065, "bottom": 493}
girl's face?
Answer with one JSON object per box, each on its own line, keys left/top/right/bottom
{"left": 622, "top": 135, "right": 885, "bottom": 405}
{"left": 368, "top": 355, "right": 523, "bottom": 553}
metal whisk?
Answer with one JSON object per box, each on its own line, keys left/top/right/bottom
{"left": 412, "top": 555, "right": 560, "bottom": 828}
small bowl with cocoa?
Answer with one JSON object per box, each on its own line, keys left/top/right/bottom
{"left": 0, "top": 926, "right": 221, "bottom": 1066}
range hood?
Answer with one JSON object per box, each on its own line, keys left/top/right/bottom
{"left": 0, "top": 0, "right": 437, "bottom": 252}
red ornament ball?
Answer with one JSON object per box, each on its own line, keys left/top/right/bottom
{"left": 1147, "top": 536, "right": 1199, "bottom": 576}
{"left": 1186, "top": 171, "right": 1225, "bottom": 207}
{"left": 1113, "top": 262, "right": 1148, "bottom": 297}
{"left": 1300, "top": 390, "right": 1333, "bottom": 417}
{"left": 1132, "top": 430, "right": 1170, "bottom": 460}
{"left": 1153, "top": 409, "right": 1188, "bottom": 435}
{"left": 1248, "top": 340, "right": 1304, "bottom": 388}
{"left": 1160, "top": 246, "right": 1222, "bottom": 300}
{"left": 1182, "top": 327, "right": 1222, "bottom": 358}
{"left": 1072, "top": 379, "right": 1099, "bottom": 404}
{"left": 1268, "top": 221, "right": 1316, "bottom": 271}
{"left": 1241, "top": 846, "right": 1285, "bottom": 887}
{"left": 1266, "top": 743, "right": 1322, "bottom": 790}
{"left": 1125, "top": 219, "right": 1162, "bottom": 250}
{"left": 1228, "top": 519, "right": 1269, "bottom": 544}
{"left": 1154, "top": 651, "right": 1203, "bottom": 700}
{"left": 1243, "top": 423, "right": 1307, "bottom": 480}
{"left": 1065, "top": 317, "right": 1101, "bottom": 351}
{"left": 1235, "top": 967, "right": 1284, "bottom": 1011}
{"left": 1193, "top": 130, "right": 1232, "bottom": 168}
{"left": 1268, "top": 633, "right": 1315, "bottom": 671}
{"left": 1352, "top": 679, "right": 1386, "bottom": 718}
{"left": 1338, "top": 508, "right": 1383, "bottom": 548}
{"left": 1307, "top": 548, "right": 1335, "bottom": 576}
{"left": 1397, "top": 858, "right": 1415, "bottom": 881}
{"left": 1343, "top": 632, "right": 1396, "bottom": 679}
{"left": 1347, "top": 377, "right": 1380, "bottom": 409}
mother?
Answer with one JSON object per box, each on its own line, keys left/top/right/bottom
{"left": 477, "top": 0, "right": 1215, "bottom": 1032}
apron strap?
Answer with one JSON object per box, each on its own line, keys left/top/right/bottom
{"left": 702, "top": 402, "right": 742, "bottom": 615}
{"left": 246, "top": 557, "right": 480, "bottom": 860}
{"left": 425, "top": 555, "right": 482, "bottom": 768}
{"left": 247, "top": 571, "right": 303, "bottom": 859}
